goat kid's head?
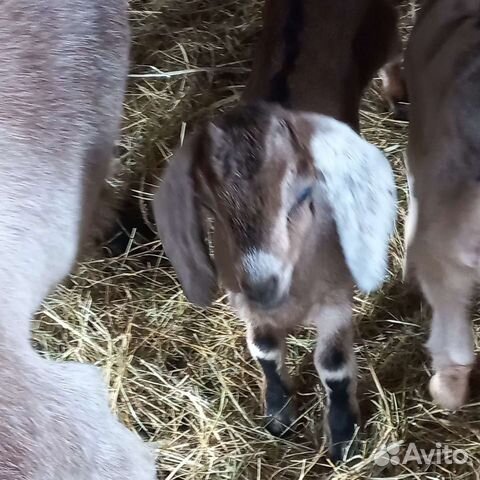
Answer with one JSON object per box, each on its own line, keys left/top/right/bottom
{"left": 154, "top": 103, "right": 396, "bottom": 309}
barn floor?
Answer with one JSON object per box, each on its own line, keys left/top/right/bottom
{"left": 34, "top": 1, "right": 480, "bottom": 479}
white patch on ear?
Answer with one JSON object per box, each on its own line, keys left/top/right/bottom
{"left": 307, "top": 114, "right": 397, "bottom": 293}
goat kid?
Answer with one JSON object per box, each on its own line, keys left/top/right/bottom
{"left": 404, "top": 0, "right": 480, "bottom": 411}
{"left": 0, "top": 2, "right": 156, "bottom": 479}
{"left": 155, "top": 0, "right": 399, "bottom": 460}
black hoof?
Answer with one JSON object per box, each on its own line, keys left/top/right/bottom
{"left": 329, "top": 442, "right": 348, "bottom": 463}
{"left": 329, "top": 435, "right": 359, "bottom": 463}
{"left": 325, "top": 379, "right": 359, "bottom": 462}
{"left": 327, "top": 414, "right": 359, "bottom": 462}
{"left": 392, "top": 102, "right": 409, "bottom": 122}
{"left": 264, "top": 401, "right": 296, "bottom": 437}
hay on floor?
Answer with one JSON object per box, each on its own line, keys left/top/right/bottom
{"left": 33, "top": 1, "right": 480, "bottom": 479}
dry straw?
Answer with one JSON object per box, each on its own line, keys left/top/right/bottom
{"left": 33, "top": 1, "right": 480, "bottom": 479}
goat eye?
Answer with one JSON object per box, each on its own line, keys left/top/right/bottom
{"left": 288, "top": 187, "right": 313, "bottom": 220}
{"left": 296, "top": 187, "right": 313, "bottom": 205}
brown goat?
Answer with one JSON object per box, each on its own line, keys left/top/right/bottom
{"left": 404, "top": 0, "right": 480, "bottom": 410}
{"left": 0, "top": 2, "right": 156, "bottom": 478}
{"left": 155, "top": 0, "right": 399, "bottom": 460}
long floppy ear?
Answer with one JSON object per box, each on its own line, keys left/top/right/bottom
{"left": 301, "top": 113, "right": 397, "bottom": 293}
{"left": 153, "top": 135, "right": 217, "bottom": 306}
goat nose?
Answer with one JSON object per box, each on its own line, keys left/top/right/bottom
{"left": 242, "top": 275, "right": 280, "bottom": 305}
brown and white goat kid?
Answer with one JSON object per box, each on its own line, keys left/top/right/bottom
{"left": 0, "top": 2, "right": 155, "bottom": 479}
{"left": 155, "top": 0, "right": 399, "bottom": 460}
{"left": 404, "top": 0, "right": 480, "bottom": 411}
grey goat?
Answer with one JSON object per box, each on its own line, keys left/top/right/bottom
{"left": 0, "top": 2, "right": 156, "bottom": 478}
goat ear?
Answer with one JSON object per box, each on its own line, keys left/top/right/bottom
{"left": 302, "top": 114, "right": 397, "bottom": 293}
{"left": 153, "top": 134, "right": 217, "bottom": 307}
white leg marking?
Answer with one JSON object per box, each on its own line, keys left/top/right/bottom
{"left": 321, "top": 366, "right": 352, "bottom": 383}
{"left": 247, "top": 340, "right": 282, "bottom": 363}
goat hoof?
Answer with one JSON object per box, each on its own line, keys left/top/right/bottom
{"left": 264, "top": 402, "right": 296, "bottom": 437}
{"left": 429, "top": 365, "right": 472, "bottom": 410}
{"left": 392, "top": 102, "right": 409, "bottom": 121}
{"left": 326, "top": 415, "right": 359, "bottom": 462}
{"left": 329, "top": 440, "right": 356, "bottom": 463}
{"left": 324, "top": 394, "right": 359, "bottom": 463}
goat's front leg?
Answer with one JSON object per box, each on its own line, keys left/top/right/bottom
{"left": 246, "top": 323, "right": 295, "bottom": 436}
{"left": 380, "top": 58, "right": 408, "bottom": 120}
{"left": 416, "top": 256, "right": 475, "bottom": 410}
{"left": 312, "top": 304, "right": 359, "bottom": 462}
{"left": 380, "top": 31, "right": 409, "bottom": 120}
